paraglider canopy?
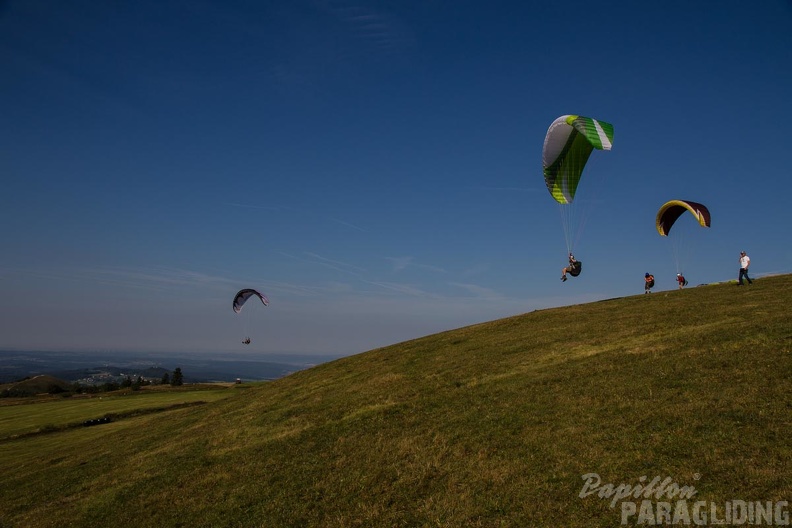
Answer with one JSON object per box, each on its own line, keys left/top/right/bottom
{"left": 543, "top": 114, "right": 614, "bottom": 205}
{"left": 232, "top": 289, "right": 269, "bottom": 313}
{"left": 655, "top": 200, "right": 711, "bottom": 236}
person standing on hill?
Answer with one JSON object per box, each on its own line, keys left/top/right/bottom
{"left": 677, "top": 273, "right": 687, "bottom": 289}
{"left": 738, "top": 251, "right": 753, "bottom": 285}
{"left": 644, "top": 273, "right": 655, "bottom": 294}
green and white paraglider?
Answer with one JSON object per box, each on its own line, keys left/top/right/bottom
{"left": 542, "top": 114, "right": 614, "bottom": 277}
{"left": 543, "top": 115, "right": 614, "bottom": 206}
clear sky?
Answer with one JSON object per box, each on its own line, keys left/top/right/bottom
{"left": 2, "top": 0, "right": 791, "bottom": 356}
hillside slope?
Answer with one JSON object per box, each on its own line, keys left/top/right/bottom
{"left": 1, "top": 276, "right": 790, "bottom": 527}
{"left": 0, "top": 374, "right": 70, "bottom": 396}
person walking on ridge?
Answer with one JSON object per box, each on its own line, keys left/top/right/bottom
{"left": 738, "top": 251, "right": 753, "bottom": 285}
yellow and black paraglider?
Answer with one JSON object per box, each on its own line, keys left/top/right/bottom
{"left": 656, "top": 200, "right": 711, "bottom": 236}
{"left": 656, "top": 199, "right": 711, "bottom": 278}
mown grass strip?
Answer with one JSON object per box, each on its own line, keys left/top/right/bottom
{"left": 0, "top": 400, "right": 208, "bottom": 442}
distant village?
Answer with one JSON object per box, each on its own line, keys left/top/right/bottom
{"left": 0, "top": 368, "right": 187, "bottom": 398}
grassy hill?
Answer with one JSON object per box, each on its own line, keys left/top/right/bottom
{"left": 0, "top": 374, "right": 70, "bottom": 396}
{"left": 1, "top": 276, "right": 790, "bottom": 527}
{"left": 0, "top": 385, "right": 239, "bottom": 440}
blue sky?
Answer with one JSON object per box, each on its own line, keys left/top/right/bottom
{"left": 1, "top": 0, "right": 790, "bottom": 356}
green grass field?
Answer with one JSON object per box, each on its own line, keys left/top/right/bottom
{"left": 0, "top": 385, "right": 240, "bottom": 440}
{"left": 0, "top": 275, "right": 790, "bottom": 527}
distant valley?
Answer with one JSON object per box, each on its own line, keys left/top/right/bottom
{"left": 0, "top": 350, "right": 343, "bottom": 384}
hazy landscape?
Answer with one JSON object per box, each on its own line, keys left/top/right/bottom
{"left": 0, "top": 350, "right": 342, "bottom": 385}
